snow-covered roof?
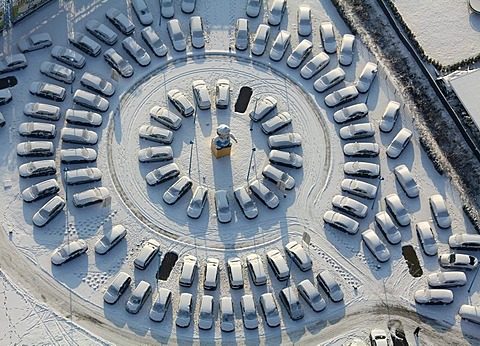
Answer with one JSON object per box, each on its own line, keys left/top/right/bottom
{"left": 450, "top": 69, "right": 480, "bottom": 130}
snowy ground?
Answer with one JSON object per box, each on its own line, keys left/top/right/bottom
{"left": 0, "top": 0, "right": 479, "bottom": 345}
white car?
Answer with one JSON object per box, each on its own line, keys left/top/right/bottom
{"left": 139, "top": 124, "right": 174, "bottom": 144}
{"left": 198, "top": 295, "right": 214, "bottom": 330}
{"left": 285, "top": 241, "right": 312, "bottom": 271}
{"left": 323, "top": 210, "right": 359, "bottom": 234}
{"left": 268, "top": 0, "right": 287, "bottom": 26}
{"left": 104, "top": 48, "right": 134, "bottom": 78}
{"left": 234, "top": 186, "right": 258, "bottom": 219}
{"left": 370, "top": 329, "right": 389, "bottom": 346}
{"left": 320, "top": 22, "right": 336, "bottom": 53}
{"left": 204, "top": 258, "right": 220, "bottom": 290}
{"left": 414, "top": 289, "right": 453, "bottom": 305}
{"left": 261, "top": 111, "right": 292, "bottom": 135}
{"left": 448, "top": 234, "right": 480, "bottom": 250}
{"left": 240, "top": 294, "right": 258, "bottom": 330}
{"left": 215, "top": 190, "right": 232, "bottom": 223}
{"left": 179, "top": 255, "right": 198, "bottom": 287}
{"left": 131, "top": 0, "right": 153, "bottom": 26}
{"left": 94, "top": 224, "right": 127, "bottom": 255}
{"left": 316, "top": 270, "right": 344, "bottom": 302}
{"left": 333, "top": 103, "right": 369, "bottom": 124}
{"left": 269, "top": 30, "right": 291, "bottom": 61}
{"left": 268, "top": 149, "right": 303, "bottom": 168}
{"left": 64, "top": 167, "right": 102, "bottom": 185}
{"left": 249, "top": 180, "right": 279, "bottom": 209}
{"left": 385, "top": 193, "right": 411, "bottom": 226}
{"left": 138, "top": 146, "right": 173, "bottom": 163}
{"left": 343, "top": 142, "right": 379, "bottom": 157}
{"left": 19, "top": 159, "right": 56, "bottom": 178}
{"left": 439, "top": 253, "right": 478, "bottom": 271}
{"left": 356, "top": 62, "right": 378, "bottom": 93}
{"left": 300, "top": 52, "right": 330, "bottom": 79}
{"left": 297, "top": 279, "right": 326, "bottom": 312}
{"left": 18, "top": 32, "right": 52, "bottom": 52}
{"left": 86, "top": 19, "right": 118, "bottom": 45}
{"left": 215, "top": 79, "right": 230, "bottom": 109}
{"left": 66, "top": 109, "right": 103, "bottom": 127}
{"left": 314, "top": 67, "right": 346, "bottom": 92}
{"left": 386, "top": 128, "right": 412, "bottom": 159}
{"left": 192, "top": 80, "right": 212, "bottom": 110}
{"left": 343, "top": 161, "right": 380, "bottom": 178}
{"left": 379, "top": 101, "right": 401, "bottom": 133}
{"left": 182, "top": 0, "right": 196, "bottom": 14}
{"left": 122, "top": 37, "right": 151, "bottom": 66}
{"left": 134, "top": 239, "right": 160, "bottom": 270}
{"left": 279, "top": 286, "right": 304, "bottom": 320}
{"left": 126, "top": 281, "right": 151, "bottom": 314}
{"left": 227, "top": 257, "right": 244, "bottom": 289}
{"left": 73, "top": 90, "right": 109, "bottom": 112}
{"left": 150, "top": 106, "right": 182, "bottom": 130}
{"left": 429, "top": 194, "right": 451, "bottom": 229}
{"left": 249, "top": 96, "right": 277, "bottom": 122}
{"left": 339, "top": 122, "right": 375, "bottom": 140}
{"left": 145, "top": 163, "right": 180, "bottom": 186}
{"left": 51, "top": 46, "right": 86, "bottom": 68}
{"left": 60, "top": 148, "right": 97, "bottom": 164}
{"left": 176, "top": 293, "right": 193, "bottom": 327}
{"left": 246, "top": 0, "right": 262, "bottom": 18}
{"left": 40, "top": 61, "right": 75, "bottom": 84}
{"left": 61, "top": 127, "right": 98, "bottom": 145}
{"left": 262, "top": 164, "right": 295, "bottom": 190}
{"left": 235, "top": 18, "right": 249, "bottom": 51}
{"left": 32, "top": 196, "right": 65, "bottom": 227}
{"left": 297, "top": 5, "right": 312, "bottom": 36}
{"left": 167, "top": 19, "right": 186, "bottom": 52}
{"left": 287, "top": 39, "right": 313, "bottom": 68}
{"left": 427, "top": 271, "right": 467, "bottom": 288}
{"left": 22, "top": 179, "right": 59, "bottom": 203}
{"left": 161, "top": 0, "right": 174, "bottom": 18}
{"left": 325, "top": 85, "right": 359, "bottom": 108}
{"left": 163, "top": 176, "right": 192, "bottom": 205}
{"left": 339, "top": 34, "right": 355, "bottom": 66}
{"left": 80, "top": 72, "right": 115, "bottom": 97}
{"left": 167, "top": 89, "right": 194, "bottom": 116}
{"left": 259, "top": 293, "right": 280, "bottom": 327}
{"left": 251, "top": 24, "right": 270, "bottom": 56}
{"left": 246, "top": 253, "right": 267, "bottom": 285}
{"left": 0, "top": 89, "right": 11, "bottom": 105}
{"left": 362, "top": 229, "right": 390, "bottom": 262}
{"left": 51, "top": 239, "right": 88, "bottom": 265}
{"left": 18, "top": 122, "right": 56, "bottom": 139}
{"left": 331, "top": 194, "right": 368, "bottom": 218}
{"left": 394, "top": 164, "right": 419, "bottom": 198}
{"left": 375, "top": 211, "right": 401, "bottom": 244}
{"left": 106, "top": 8, "right": 135, "bottom": 35}
{"left": 459, "top": 305, "right": 480, "bottom": 325}
{"left": 69, "top": 33, "right": 101, "bottom": 57}
{"left": 73, "top": 187, "right": 110, "bottom": 208}
{"left": 220, "top": 297, "right": 235, "bottom": 332}
{"left": 149, "top": 288, "right": 172, "bottom": 322}
{"left": 17, "top": 141, "right": 54, "bottom": 157}
{"left": 186, "top": 186, "right": 208, "bottom": 219}
{"left": 268, "top": 132, "right": 302, "bottom": 149}
{"left": 0, "top": 53, "right": 27, "bottom": 73}
{"left": 103, "top": 272, "right": 131, "bottom": 304}
{"left": 141, "top": 26, "right": 168, "bottom": 57}
{"left": 341, "top": 178, "right": 377, "bottom": 199}
{"left": 190, "top": 16, "right": 205, "bottom": 49}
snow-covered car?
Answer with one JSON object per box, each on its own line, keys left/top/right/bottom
{"left": 268, "top": 0, "right": 287, "bottom": 26}
{"left": 297, "top": 5, "right": 312, "bottom": 36}
{"left": 190, "top": 16, "right": 205, "bottom": 49}
{"left": 235, "top": 18, "right": 249, "bottom": 51}
{"left": 104, "top": 272, "right": 131, "bottom": 304}
{"left": 19, "top": 159, "right": 56, "bottom": 178}
{"left": 394, "top": 164, "right": 419, "bottom": 198}
{"left": 29, "top": 82, "right": 65, "bottom": 102}
{"left": 428, "top": 271, "right": 467, "bottom": 288}
{"left": 268, "top": 132, "right": 302, "bottom": 149}
{"left": 414, "top": 289, "right": 453, "bottom": 305}
{"left": 64, "top": 167, "right": 102, "bottom": 185}
{"left": 139, "top": 124, "right": 174, "bottom": 144}
{"left": 429, "top": 194, "right": 451, "bottom": 229}
{"left": 234, "top": 186, "right": 258, "bottom": 219}
{"left": 268, "top": 149, "right": 303, "bottom": 168}
{"left": 141, "top": 26, "right": 168, "bottom": 57}
{"left": 69, "top": 33, "right": 101, "bottom": 57}
{"left": 240, "top": 294, "right": 258, "bottom": 330}
{"left": 331, "top": 194, "right": 368, "bottom": 218}
{"left": 73, "top": 90, "right": 109, "bottom": 112}
{"left": 134, "top": 239, "right": 160, "bottom": 270}
{"left": 51, "top": 46, "right": 86, "bottom": 68}
{"left": 280, "top": 286, "right": 304, "bottom": 320}
{"left": 126, "top": 281, "right": 151, "bottom": 314}
{"left": 215, "top": 189, "right": 232, "bottom": 223}
{"left": 439, "top": 253, "right": 478, "bottom": 271}
{"left": 459, "top": 305, "right": 480, "bottom": 325}
{"left": 300, "top": 52, "right": 330, "bottom": 79}
{"left": 339, "top": 122, "right": 375, "bottom": 140}
{"left": 375, "top": 211, "right": 401, "bottom": 244}
{"left": 0, "top": 89, "right": 11, "bottom": 105}
{"left": 227, "top": 257, "right": 244, "bottom": 289}
{"left": 343, "top": 161, "right": 380, "bottom": 178}
{"left": 24, "top": 102, "right": 61, "bottom": 121}
{"left": 17, "top": 141, "right": 54, "bottom": 157}
{"left": 285, "top": 241, "right": 312, "bottom": 271}
{"left": 362, "top": 229, "right": 390, "bottom": 262}
{"left": 356, "top": 62, "right": 378, "bottom": 93}
{"left": 182, "top": 0, "right": 196, "bottom": 13}
{"left": 250, "top": 96, "right": 277, "bottom": 122}
{"left": 262, "top": 164, "right": 295, "bottom": 190}
{"left": 104, "top": 48, "right": 134, "bottom": 78}
{"left": 149, "top": 288, "right": 172, "bottom": 322}
{"left": 297, "top": 279, "right": 326, "bottom": 312}
{"left": 320, "top": 22, "right": 337, "bottom": 54}
{"left": 167, "top": 19, "right": 186, "bottom": 52}
{"left": 80, "top": 72, "right": 115, "bottom": 97}
{"left": 179, "top": 255, "right": 197, "bottom": 287}
{"left": 379, "top": 101, "right": 401, "bottom": 133}
{"left": 0, "top": 53, "right": 27, "bottom": 73}
{"left": 60, "top": 148, "right": 97, "bottom": 164}
{"left": 220, "top": 297, "right": 235, "bottom": 332}
{"left": 313, "top": 67, "right": 346, "bottom": 92}
{"left": 94, "top": 224, "right": 127, "bottom": 254}
{"left": 325, "top": 85, "right": 359, "bottom": 108}
{"left": 138, "top": 146, "right": 173, "bottom": 163}
{"left": 269, "top": 30, "right": 291, "bottom": 61}
{"left": 145, "top": 163, "right": 180, "bottom": 186}
{"left": 198, "top": 295, "right": 214, "bottom": 330}
{"left": 287, "top": 39, "right": 313, "bottom": 68}
{"left": 370, "top": 329, "right": 389, "bottom": 346}
{"left": 22, "top": 178, "right": 59, "bottom": 203}
{"left": 249, "top": 180, "right": 279, "bottom": 209}
{"left": 251, "top": 24, "right": 270, "bottom": 56}
{"left": 61, "top": 127, "right": 98, "bottom": 145}
{"left": 215, "top": 79, "right": 230, "bottom": 109}
{"left": 192, "top": 80, "right": 212, "bottom": 110}
{"left": 323, "top": 210, "right": 360, "bottom": 234}
{"left": 106, "top": 8, "right": 135, "bottom": 35}
{"left": 65, "top": 109, "right": 103, "bottom": 127}
{"left": 246, "top": 253, "right": 267, "bottom": 285}
{"left": 341, "top": 178, "right": 377, "bottom": 199}
{"left": 167, "top": 89, "right": 194, "bottom": 116}
{"left": 317, "top": 270, "right": 344, "bottom": 302}
{"left": 40, "top": 61, "right": 75, "bottom": 84}
{"left": 18, "top": 122, "right": 56, "bottom": 139}
{"left": 259, "top": 293, "right": 280, "bottom": 327}
{"left": 161, "top": 0, "right": 174, "bottom": 18}
{"left": 176, "top": 293, "right": 193, "bottom": 327}
{"left": 32, "top": 196, "right": 65, "bottom": 227}
{"left": 51, "top": 239, "right": 88, "bottom": 265}
{"left": 73, "top": 187, "right": 110, "bottom": 208}
{"left": 339, "top": 34, "right": 355, "bottom": 66}
{"left": 261, "top": 111, "right": 292, "bottom": 135}
{"left": 385, "top": 193, "right": 411, "bottom": 226}
{"left": 204, "top": 258, "right": 220, "bottom": 290}
{"left": 187, "top": 185, "right": 208, "bottom": 219}
{"left": 150, "top": 106, "right": 182, "bottom": 130}
{"left": 18, "top": 32, "right": 52, "bottom": 53}
{"left": 448, "top": 234, "right": 480, "bottom": 250}
{"left": 343, "top": 142, "right": 379, "bottom": 157}
{"left": 131, "top": 0, "right": 153, "bottom": 26}
{"left": 246, "top": 0, "right": 262, "bottom": 18}
{"left": 163, "top": 176, "right": 192, "bottom": 205}
{"left": 386, "top": 128, "right": 412, "bottom": 159}
{"left": 122, "top": 37, "right": 151, "bottom": 66}
{"left": 86, "top": 19, "right": 118, "bottom": 45}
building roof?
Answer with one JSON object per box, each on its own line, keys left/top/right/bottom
{"left": 450, "top": 69, "right": 480, "bottom": 130}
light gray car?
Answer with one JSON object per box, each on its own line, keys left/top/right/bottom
{"left": 268, "top": 149, "right": 303, "bottom": 168}
{"left": 386, "top": 128, "right": 412, "bottom": 159}
{"left": 266, "top": 249, "right": 290, "bottom": 281}
{"left": 145, "top": 163, "right": 180, "bottom": 186}
{"left": 297, "top": 5, "right": 312, "bottom": 36}
{"left": 429, "top": 194, "right": 451, "bottom": 229}
{"left": 73, "top": 187, "right": 110, "bottom": 208}
{"left": 262, "top": 164, "right": 295, "bottom": 190}
{"left": 268, "top": 0, "right": 287, "bottom": 26}
{"left": 192, "top": 80, "right": 212, "bottom": 110}
{"left": 313, "top": 67, "right": 346, "bottom": 92}
{"left": 320, "top": 22, "right": 337, "bottom": 53}
{"left": 22, "top": 178, "right": 60, "bottom": 203}
{"left": 379, "top": 101, "right": 401, "bottom": 133}
{"left": 186, "top": 185, "right": 208, "bottom": 219}
{"left": 176, "top": 293, "right": 193, "bottom": 327}
{"left": 215, "top": 190, "right": 232, "bottom": 223}
{"left": 414, "top": 289, "right": 453, "bottom": 305}
{"left": 104, "top": 48, "right": 134, "bottom": 78}
{"left": 220, "top": 297, "right": 235, "bottom": 332}
{"left": 234, "top": 186, "right": 258, "bottom": 219}
{"left": 333, "top": 103, "right": 368, "bottom": 123}
{"left": 216, "top": 79, "right": 230, "bottom": 109}
{"left": 94, "top": 224, "right": 127, "bottom": 254}
{"left": 73, "top": 90, "right": 109, "bottom": 112}
{"left": 341, "top": 178, "right": 377, "bottom": 199}
{"left": 40, "top": 61, "right": 75, "bottom": 84}
{"left": 18, "top": 32, "right": 52, "bottom": 52}
{"left": 150, "top": 106, "right": 182, "bottom": 130}
{"left": 339, "top": 122, "right": 375, "bottom": 140}
{"left": 30, "top": 82, "right": 66, "bottom": 102}
{"left": 60, "top": 148, "right": 97, "bottom": 164}
{"left": 190, "top": 16, "right": 205, "bottom": 49}
{"left": 141, "top": 26, "right": 168, "bottom": 57}
{"left": 32, "top": 196, "right": 65, "bottom": 227}
{"left": 394, "top": 164, "right": 419, "bottom": 198}
{"left": 339, "top": 34, "right": 355, "bottom": 66}
{"left": 250, "top": 96, "right": 277, "bottom": 122}
{"left": 17, "top": 141, "right": 54, "bottom": 157}
{"left": 161, "top": 0, "right": 174, "bottom": 18}
{"left": 179, "top": 255, "right": 197, "bottom": 287}
{"left": 122, "top": 37, "right": 151, "bottom": 66}
{"left": 240, "top": 294, "right": 258, "bottom": 329}
{"left": 69, "top": 33, "right": 101, "bottom": 57}
{"left": 439, "top": 253, "right": 478, "bottom": 271}
{"left": 182, "top": 0, "right": 196, "bottom": 14}
{"left": 134, "top": 239, "right": 160, "bottom": 270}
{"left": 126, "top": 281, "right": 151, "bottom": 314}
{"left": 103, "top": 272, "right": 131, "bottom": 304}
{"left": 24, "top": 102, "right": 61, "bottom": 121}
{"left": 167, "top": 89, "right": 194, "bottom": 116}
{"left": 167, "top": 19, "right": 186, "bottom": 52}
{"left": 385, "top": 193, "right": 411, "bottom": 226}
{"left": 0, "top": 89, "right": 11, "bottom": 105}
{"left": 227, "top": 257, "right": 244, "bottom": 289}
{"left": 65, "top": 109, "right": 103, "bottom": 127}
{"left": 80, "top": 72, "right": 115, "bottom": 97}
{"left": 356, "top": 62, "right": 378, "bottom": 93}
{"left": 343, "top": 161, "right": 380, "bottom": 178}
{"left": 287, "top": 39, "right": 313, "bottom": 68}
{"left": 51, "top": 46, "right": 86, "bottom": 68}
{"left": 448, "top": 234, "right": 480, "bottom": 250}
{"left": 19, "top": 159, "right": 56, "bottom": 178}
{"left": 362, "top": 229, "right": 390, "bottom": 262}
{"left": 269, "top": 30, "right": 291, "bottom": 61}
{"left": 198, "top": 295, "right": 214, "bottom": 330}
{"left": 65, "top": 167, "right": 102, "bottom": 185}
{"left": 131, "top": 0, "right": 153, "bottom": 25}
{"left": 317, "top": 270, "right": 344, "bottom": 302}
{"left": 251, "top": 24, "right": 270, "bottom": 56}
{"left": 86, "top": 19, "right": 118, "bottom": 45}
{"left": 249, "top": 179, "right": 279, "bottom": 209}
{"left": 0, "top": 53, "right": 27, "bottom": 73}
{"left": 375, "top": 211, "right": 401, "bottom": 244}
{"left": 139, "top": 124, "right": 174, "bottom": 144}
{"left": 204, "top": 258, "right": 220, "bottom": 290}
{"left": 279, "top": 286, "right": 304, "bottom": 320}
{"left": 300, "top": 52, "right": 330, "bottom": 79}
{"left": 331, "top": 194, "right": 368, "bottom": 218}
{"left": 343, "top": 142, "right": 379, "bottom": 157}
{"left": 61, "top": 127, "right": 98, "bottom": 145}
{"left": 261, "top": 111, "right": 292, "bottom": 135}
{"left": 323, "top": 210, "right": 359, "bottom": 234}
{"left": 297, "top": 279, "right": 326, "bottom": 312}
{"left": 149, "top": 288, "right": 172, "bottom": 322}
{"left": 106, "top": 8, "right": 135, "bottom": 35}
{"left": 138, "top": 146, "right": 173, "bottom": 163}
{"left": 247, "top": 0, "right": 262, "bottom": 18}
{"left": 459, "top": 305, "right": 480, "bottom": 325}
{"left": 268, "top": 132, "right": 302, "bottom": 149}
{"left": 235, "top": 18, "right": 249, "bottom": 51}
{"left": 51, "top": 239, "right": 88, "bottom": 265}
{"left": 246, "top": 253, "right": 267, "bottom": 285}
{"left": 163, "top": 176, "right": 193, "bottom": 205}
{"left": 259, "top": 293, "right": 280, "bottom": 327}
{"left": 284, "top": 241, "right": 312, "bottom": 271}
{"left": 18, "top": 122, "right": 56, "bottom": 139}
{"left": 427, "top": 271, "right": 467, "bottom": 288}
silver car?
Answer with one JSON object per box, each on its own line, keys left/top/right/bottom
{"left": 179, "top": 255, "right": 197, "bottom": 287}
{"left": 240, "top": 295, "right": 258, "bottom": 330}
{"left": 65, "top": 109, "right": 103, "bottom": 127}
{"left": 18, "top": 122, "right": 56, "bottom": 139}
{"left": 251, "top": 24, "right": 270, "bottom": 56}
{"left": 192, "top": 80, "right": 212, "bottom": 110}
{"left": 19, "top": 159, "right": 56, "bottom": 178}
{"left": 339, "top": 122, "right": 375, "bottom": 140}
{"left": 333, "top": 103, "right": 369, "bottom": 123}
{"left": 131, "top": 0, "right": 153, "bottom": 26}
{"left": 459, "top": 305, "right": 480, "bottom": 325}
{"left": 94, "top": 224, "right": 127, "bottom": 255}
{"left": 427, "top": 272, "right": 467, "bottom": 288}
{"left": 190, "top": 16, "right": 205, "bottom": 49}
{"left": 145, "top": 163, "right": 180, "bottom": 186}
{"left": 106, "top": 8, "right": 135, "bottom": 35}
{"left": 284, "top": 241, "right": 313, "bottom": 271}
{"left": 204, "top": 258, "right": 220, "bottom": 290}
{"left": 448, "top": 234, "right": 480, "bottom": 250}
{"left": 429, "top": 194, "right": 451, "bottom": 229}
{"left": 139, "top": 124, "right": 174, "bottom": 144}
{"left": 439, "top": 253, "right": 478, "bottom": 271}
{"left": 235, "top": 18, "right": 249, "bottom": 51}
{"left": 356, "top": 62, "right": 378, "bottom": 93}
{"left": 375, "top": 211, "right": 401, "bottom": 244}
{"left": 104, "top": 48, "right": 134, "bottom": 78}
{"left": 18, "top": 32, "right": 52, "bottom": 52}
{"left": 40, "top": 61, "right": 75, "bottom": 84}
{"left": 22, "top": 178, "right": 60, "bottom": 203}
{"left": 86, "top": 19, "right": 118, "bottom": 45}
{"left": 73, "top": 187, "right": 110, "bottom": 208}
{"left": 246, "top": 253, "right": 267, "bottom": 285}
{"left": 182, "top": 0, "right": 196, "bottom": 14}
{"left": 331, "top": 194, "right": 368, "bottom": 218}
{"left": 0, "top": 53, "right": 27, "bottom": 73}
{"left": 343, "top": 161, "right": 380, "bottom": 178}
{"left": 313, "top": 67, "right": 346, "bottom": 93}
{"left": 32, "top": 196, "right": 65, "bottom": 227}
{"left": 379, "top": 101, "right": 401, "bottom": 133}
{"left": 268, "top": 132, "right": 302, "bottom": 149}
{"left": 138, "top": 146, "right": 173, "bottom": 163}
{"left": 259, "top": 293, "right": 280, "bottom": 327}
{"left": 269, "top": 30, "right": 291, "bottom": 61}
{"left": 73, "top": 90, "right": 109, "bottom": 112}
{"left": 287, "top": 39, "right": 313, "bottom": 69}
{"left": 246, "top": 0, "right": 262, "bottom": 18}
{"left": 61, "top": 127, "right": 98, "bottom": 145}
{"left": 268, "top": 0, "right": 287, "bottom": 26}
{"left": 103, "top": 272, "right": 131, "bottom": 304}
{"left": 385, "top": 193, "right": 411, "bottom": 226}
{"left": 249, "top": 179, "right": 279, "bottom": 209}
{"left": 317, "top": 270, "right": 344, "bottom": 302}
{"left": 234, "top": 186, "right": 258, "bottom": 219}
{"left": 343, "top": 142, "right": 379, "bottom": 157}
{"left": 64, "top": 167, "right": 102, "bottom": 185}
{"left": 141, "top": 26, "right": 168, "bottom": 57}
{"left": 386, "top": 128, "right": 412, "bottom": 159}
{"left": 167, "top": 89, "right": 194, "bottom": 116}
{"left": 279, "top": 286, "right": 304, "bottom": 320}
{"left": 268, "top": 149, "right": 303, "bottom": 168}
{"left": 414, "top": 289, "right": 453, "bottom": 305}
{"left": 150, "top": 106, "right": 182, "bottom": 130}
{"left": 262, "top": 164, "right": 295, "bottom": 190}
{"left": 339, "top": 34, "right": 355, "bottom": 66}
{"left": 163, "top": 176, "right": 192, "bottom": 205}
{"left": 300, "top": 52, "right": 330, "bottom": 79}
{"left": 186, "top": 185, "right": 208, "bottom": 219}
{"left": 126, "top": 281, "right": 151, "bottom": 314}
{"left": 60, "top": 148, "right": 97, "bottom": 164}
{"left": 325, "top": 85, "right": 359, "bottom": 108}
{"left": 161, "top": 0, "right": 174, "bottom": 18}
{"left": 250, "top": 96, "right": 277, "bottom": 122}
{"left": 362, "top": 229, "right": 390, "bottom": 262}
{"left": 220, "top": 297, "right": 235, "bottom": 332}
{"left": 167, "top": 19, "right": 186, "bottom": 52}
{"left": 266, "top": 249, "right": 289, "bottom": 281}
{"left": 69, "top": 33, "right": 101, "bottom": 57}
{"left": 227, "top": 257, "right": 244, "bottom": 289}
{"left": 297, "top": 5, "right": 312, "bottom": 36}
{"left": 394, "top": 164, "right": 419, "bottom": 198}
{"left": 24, "top": 102, "right": 61, "bottom": 121}
{"left": 261, "top": 111, "right": 292, "bottom": 135}
{"left": 198, "top": 295, "right": 214, "bottom": 330}
{"left": 0, "top": 89, "right": 11, "bottom": 105}
{"left": 149, "top": 288, "right": 172, "bottom": 322}
{"left": 122, "top": 37, "right": 151, "bottom": 66}
{"left": 216, "top": 79, "right": 230, "bottom": 109}
{"left": 134, "top": 239, "right": 160, "bottom": 270}
{"left": 51, "top": 239, "right": 88, "bottom": 265}
{"left": 17, "top": 141, "right": 54, "bottom": 157}
{"left": 297, "top": 279, "right": 326, "bottom": 312}
{"left": 341, "top": 178, "right": 377, "bottom": 199}
{"left": 215, "top": 190, "right": 232, "bottom": 223}
{"left": 323, "top": 210, "right": 359, "bottom": 234}
{"left": 30, "top": 82, "right": 66, "bottom": 102}
{"left": 80, "top": 72, "right": 115, "bottom": 97}
{"left": 51, "top": 46, "right": 86, "bottom": 68}
{"left": 320, "top": 22, "right": 337, "bottom": 54}
{"left": 176, "top": 293, "right": 193, "bottom": 327}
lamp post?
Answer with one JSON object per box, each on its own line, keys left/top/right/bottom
{"left": 246, "top": 147, "right": 256, "bottom": 184}
{"left": 371, "top": 175, "right": 384, "bottom": 210}
{"left": 188, "top": 140, "right": 194, "bottom": 177}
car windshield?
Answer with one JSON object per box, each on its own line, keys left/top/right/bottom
{"left": 153, "top": 302, "right": 165, "bottom": 311}
{"left": 131, "top": 295, "right": 141, "bottom": 304}
{"left": 107, "top": 285, "right": 119, "bottom": 295}
{"left": 245, "top": 311, "right": 256, "bottom": 320}
{"left": 424, "top": 237, "right": 435, "bottom": 245}
{"left": 38, "top": 208, "right": 52, "bottom": 218}
{"left": 223, "top": 313, "right": 233, "bottom": 322}
{"left": 311, "top": 294, "right": 320, "bottom": 303}
{"left": 178, "top": 308, "right": 190, "bottom": 318}
{"left": 100, "top": 235, "right": 112, "bottom": 247}
{"left": 200, "top": 310, "right": 211, "bottom": 319}
{"left": 375, "top": 244, "right": 386, "bottom": 252}
{"left": 267, "top": 307, "right": 277, "bottom": 317}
